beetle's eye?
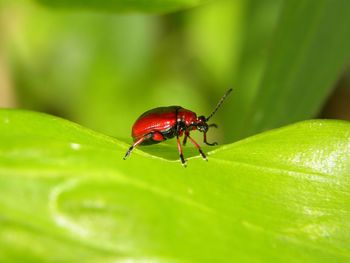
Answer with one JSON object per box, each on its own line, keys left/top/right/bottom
{"left": 198, "top": 115, "right": 206, "bottom": 122}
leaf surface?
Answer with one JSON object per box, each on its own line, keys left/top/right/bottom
{"left": 0, "top": 109, "right": 349, "bottom": 262}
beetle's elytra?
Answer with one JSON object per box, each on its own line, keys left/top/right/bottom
{"left": 123, "top": 88, "right": 232, "bottom": 167}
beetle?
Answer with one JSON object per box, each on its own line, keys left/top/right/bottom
{"left": 123, "top": 88, "right": 232, "bottom": 166}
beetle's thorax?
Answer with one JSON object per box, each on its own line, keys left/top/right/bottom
{"left": 176, "top": 108, "right": 197, "bottom": 126}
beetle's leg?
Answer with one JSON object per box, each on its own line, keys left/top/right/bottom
{"left": 123, "top": 134, "right": 151, "bottom": 160}
{"left": 175, "top": 120, "right": 187, "bottom": 166}
{"left": 188, "top": 135, "right": 208, "bottom": 161}
{"left": 176, "top": 136, "right": 187, "bottom": 167}
{"left": 182, "top": 131, "right": 190, "bottom": 146}
{"left": 208, "top": 123, "right": 218, "bottom": 128}
{"left": 151, "top": 131, "right": 165, "bottom": 142}
{"left": 203, "top": 132, "right": 218, "bottom": 146}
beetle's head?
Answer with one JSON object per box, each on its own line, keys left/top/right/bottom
{"left": 195, "top": 115, "right": 208, "bottom": 133}
{"left": 192, "top": 88, "right": 233, "bottom": 133}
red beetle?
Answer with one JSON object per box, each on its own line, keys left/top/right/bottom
{"left": 123, "top": 88, "right": 232, "bottom": 166}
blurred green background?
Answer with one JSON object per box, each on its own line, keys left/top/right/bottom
{"left": 0, "top": 0, "right": 349, "bottom": 143}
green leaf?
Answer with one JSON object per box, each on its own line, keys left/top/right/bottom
{"left": 228, "top": 0, "right": 350, "bottom": 139}
{"left": 0, "top": 109, "right": 350, "bottom": 262}
{"left": 35, "top": 0, "right": 208, "bottom": 13}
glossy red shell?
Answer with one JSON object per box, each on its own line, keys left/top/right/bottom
{"left": 132, "top": 106, "right": 197, "bottom": 141}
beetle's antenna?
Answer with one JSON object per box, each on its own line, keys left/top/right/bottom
{"left": 206, "top": 88, "right": 233, "bottom": 121}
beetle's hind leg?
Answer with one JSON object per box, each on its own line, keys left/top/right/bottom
{"left": 150, "top": 131, "right": 165, "bottom": 142}
{"left": 123, "top": 133, "right": 155, "bottom": 160}
{"left": 123, "top": 132, "right": 166, "bottom": 160}
{"left": 123, "top": 137, "right": 145, "bottom": 160}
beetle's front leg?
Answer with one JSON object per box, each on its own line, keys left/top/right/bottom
{"left": 188, "top": 135, "right": 208, "bottom": 161}
{"left": 203, "top": 132, "right": 218, "bottom": 146}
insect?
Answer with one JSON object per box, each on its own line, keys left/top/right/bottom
{"left": 123, "top": 88, "right": 232, "bottom": 166}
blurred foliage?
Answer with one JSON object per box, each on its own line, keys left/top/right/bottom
{"left": 2, "top": 0, "right": 349, "bottom": 143}
{"left": 1, "top": 109, "right": 350, "bottom": 262}
{"left": 242, "top": 1, "right": 350, "bottom": 137}
{"left": 321, "top": 72, "right": 350, "bottom": 120}
{"left": 36, "top": 0, "right": 208, "bottom": 13}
